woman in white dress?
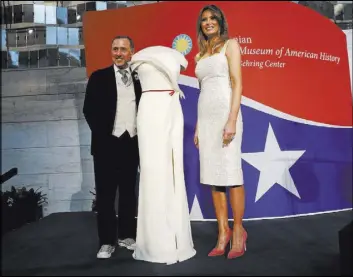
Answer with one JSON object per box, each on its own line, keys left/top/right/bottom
{"left": 194, "top": 5, "right": 247, "bottom": 259}
{"left": 129, "top": 46, "right": 196, "bottom": 264}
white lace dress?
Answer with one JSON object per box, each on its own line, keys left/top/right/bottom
{"left": 195, "top": 40, "right": 244, "bottom": 186}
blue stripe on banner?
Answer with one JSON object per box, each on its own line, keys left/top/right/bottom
{"left": 180, "top": 85, "right": 353, "bottom": 220}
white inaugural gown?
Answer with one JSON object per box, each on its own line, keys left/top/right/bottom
{"left": 130, "top": 46, "right": 196, "bottom": 264}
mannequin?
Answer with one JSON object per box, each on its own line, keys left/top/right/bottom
{"left": 130, "top": 46, "right": 196, "bottom": 264}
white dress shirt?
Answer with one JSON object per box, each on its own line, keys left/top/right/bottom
{"left": 112, "top": 65, "right": 137, "bottom": 138}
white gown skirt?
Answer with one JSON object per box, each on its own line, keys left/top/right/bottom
{"left": 133, "top": 91, "right": 196, "bottom": 264}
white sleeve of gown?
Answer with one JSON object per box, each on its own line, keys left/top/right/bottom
{"left": 130, "top": 46, "right": 187, "bottom": 98}
{"left": 177, "top": 52, "right": 188, "bottom": 71}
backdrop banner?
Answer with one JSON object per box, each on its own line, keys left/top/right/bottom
{"left": 83, "top": 1, "right": 352, "bottom": 220}
{"left": 343, "top": 29, "right": 352, "bottom": 94}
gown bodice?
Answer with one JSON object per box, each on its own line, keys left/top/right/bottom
{"left": 130, "top": 46, "right": 188, "bottom": 98}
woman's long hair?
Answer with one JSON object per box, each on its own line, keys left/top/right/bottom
{"left": 196, "top": 5, "right": 229, "bottom": 61}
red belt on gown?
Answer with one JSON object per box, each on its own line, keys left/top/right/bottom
{"left": 142, "top": 90, "right": 175, "bottom": 96}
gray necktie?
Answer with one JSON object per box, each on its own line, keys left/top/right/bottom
{"left": 118, "top": 69, "right": 129, "bottom": 85}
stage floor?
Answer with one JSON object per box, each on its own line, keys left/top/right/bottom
{"left": 1, "top": 211, "right": 352, "bottom": 276}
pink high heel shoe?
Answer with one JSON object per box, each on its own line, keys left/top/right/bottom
{"left": 227, "top": 230, "right": 247, "bottom": 259}
{"left": 208, "top": 228, "right": 232, "bottom": 257}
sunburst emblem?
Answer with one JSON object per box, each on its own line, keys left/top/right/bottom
{"left": 172, "top": 34, "right": 193, "bottom": 56}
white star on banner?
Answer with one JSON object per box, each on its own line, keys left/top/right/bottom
{"left": 242, "top": 123, "right": 306, "bottom": 202}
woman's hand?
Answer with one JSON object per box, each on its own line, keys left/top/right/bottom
{"left": 194, "top": 127, "right": 199, "bottom": 149}
{"left": 223, "top": 119, "right": 236, "bottom": 147}
{"left": 224, "top": 39, "right": 242, "bottom": 148}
